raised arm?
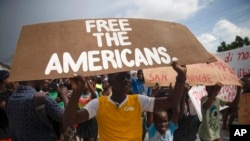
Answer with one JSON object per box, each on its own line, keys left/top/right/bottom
{"left": 146, "top": 83, "right": 162, "bottom": 127}
{"left": 172, "top": 84, "right": 190, "bottom": 124}
{"left": 86, "top": 77, "right": 97, "bottom": 99}
{"left": 202, "top": 82, "right": 222, "bottom": 110}
{"left": 63, "top": 75, "right": 89, "bottom": 130}
{"left": 179, "top": 84, "right": 189, "bottom": 118}
{"left": 58, "top": 86, "right": 69, "bottom": 108}
{"left": 153, "top": 61, "right": 187, "bottom": 112}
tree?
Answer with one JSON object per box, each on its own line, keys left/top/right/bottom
{"left": 217, "top": 41, "right": 227, "bottom": 52}
{"left": 244, "top": 37, "right": 250, "bottom": 45}
{"left": 217, "top": 36, "right": 250, "bottom": 52}
{"left": 235, "top": 36, "right": 244, "bottom": 47}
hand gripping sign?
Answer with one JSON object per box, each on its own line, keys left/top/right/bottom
{"left": 9, "top": 18, "right": 215, "bottom": 81}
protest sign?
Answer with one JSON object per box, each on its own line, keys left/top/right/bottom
{"left": 9, "top": 18, "right": 215, "bottom": 81}
{"left": 143, "top": 54, "right": 241, "bottom": 87}
{"left": 217, "top": 85, "right": 237, "bottom": 102}
{"left": 216, "top": 46, "right": 250, "bottom": 78}
{"left": 188, "top": 85, "right": 207, "bottom": 121}
{"left": 188, "top": 85, "right": 237, "bottom": 121}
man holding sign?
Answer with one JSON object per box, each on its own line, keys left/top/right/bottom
{"left": 63, "top": 61, "right": 186, "bottom": 141}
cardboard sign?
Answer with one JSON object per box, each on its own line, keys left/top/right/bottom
{"left": 9, "top": 18, "right": 216, "bottom": 81}
{"left": 238, "top": 93, "right": 250, "bottom": 124}
{"left": 144, "top": 54, "right": 241, "bottom": 86}
{"left": 188, "top": 85, "right": 237, "bottom": 121}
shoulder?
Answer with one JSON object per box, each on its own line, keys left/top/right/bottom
{"left": 86, "top": 98, "right": 99, "bottom": 107}
{"left": 128, "top": 94, "right": 139, "bottom": 98}
{"left": 131, "top": 77, "right": 139, "bottom": 84}
{"left": 98, "top": 96, "right": 108, "bottom": 102}
{"left": 138, "top": 94, "right": 153, "bottom": 100}
{"left": 168, "top": 120, "right": 178, "bottom": 131}
{"left": 131, "top": 77, "right": 137, "bottom": 81}
{"left": 129, "top": 94, "right": 152, "bottom": 101}
{"left": 147, "top": 123, "right": 157, "bottom": 138}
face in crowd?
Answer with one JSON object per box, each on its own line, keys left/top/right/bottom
{"left": 137, "top": 70, "right": 144, "bottom": 81}
{"left": 108, "top": 71, "right": 131, "bottom": 94}
{"left": 153, "top": 110, "right": 169, "bottom": 134}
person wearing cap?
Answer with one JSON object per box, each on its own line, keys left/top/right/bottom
{"left": 63, "top": 61, "right": 187, "bottom": 141}
{"left": 0, "top": 70, "right": 12, "bottom": 141}
{"left": 130, "top": 70, "right": 137, "bottom": 78}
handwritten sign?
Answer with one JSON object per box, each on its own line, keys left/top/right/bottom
{"left": 144, "top": 54, "right": 241, "bottom": 86}
{"left": 188, "top": 85, "right": 207, "bottom": 121}
{"left": 216, "top": 47, "right": 250, "bottom": 78}
{"left": 217, "top": 85, "right": 237, "bottom": 102}
{"left": 188, "top": 85, "right": 237, "bottom": 121}
{"left": 9, "top": 18, "right": 215, "bottom": 81}
{"left": 238, "top": 93, "right": 250, "bottom": 124}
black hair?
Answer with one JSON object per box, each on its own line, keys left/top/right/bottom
{"left": 137, "top": 69, "right": 142, "bottom": 73}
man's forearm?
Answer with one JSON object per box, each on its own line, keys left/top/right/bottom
{"left": 154, "top": 76, "right": 186, "bottom": 111}
{"left": 169, "top": 77, "right": 186, "bottom": 107}
{"left": 63, "top": 89, "right": 81, "bottom": 129}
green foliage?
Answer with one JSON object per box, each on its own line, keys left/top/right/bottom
{"left": 217, "top": 36, "right": 250, "bottom": 52}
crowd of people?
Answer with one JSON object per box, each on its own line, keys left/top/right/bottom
{"left": 0, "top": 61, "right": 250, "bottom": 141}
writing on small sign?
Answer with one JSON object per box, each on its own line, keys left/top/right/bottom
{"left": 230, "top": 125, "right": 250, "bottom": 140}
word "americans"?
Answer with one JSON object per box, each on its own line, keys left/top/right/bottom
{"left": 45, "top": 46, "right": 172, "bottom": 74}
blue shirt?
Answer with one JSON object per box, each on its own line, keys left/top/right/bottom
{"left": 131, "top": 77, "right": 152, "bottom": 96}
{"left": 6, "top": 85, "right": 64, "bottom": 141}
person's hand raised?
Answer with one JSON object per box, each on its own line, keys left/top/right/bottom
{"left": 58, "top": 86, "right": 69, "bottom": 99}
{"left": 172, "top": 60, "right": 187, "bottom": 83}
{"left": 69, "top": 74, "right": 86, "bottom": 94}
{"left": 172, "top": 61, "right": 187, "bottom": 76}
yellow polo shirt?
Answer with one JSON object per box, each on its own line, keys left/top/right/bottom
{"left": 96, "top": 95, "right": 142, "bottom": 141}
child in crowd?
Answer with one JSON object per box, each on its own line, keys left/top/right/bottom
{"left": 198, "top": 82, "right": 241, "bottom": 141}
{"left": 147, "top": 110, "right": 178, "bottom": 141}
{"left": 146, "top": 84, "right": 184, "bottom": 141}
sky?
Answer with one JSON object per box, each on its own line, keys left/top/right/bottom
{"left": 1, "top": 0, "right": 250, "bottom": 66}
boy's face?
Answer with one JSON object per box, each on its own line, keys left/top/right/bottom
{"left": 154, "top": 111, "right": 169, "bottom": 134}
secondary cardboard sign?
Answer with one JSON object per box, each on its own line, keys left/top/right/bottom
{"left": 9, "top": 18, "right": 215, "bottom": 81}
{"left": 144, "top": 54, "right": 241, "bottom": 86}
{"left": 238, "top": 93, "right": 250, "bottom": 124}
